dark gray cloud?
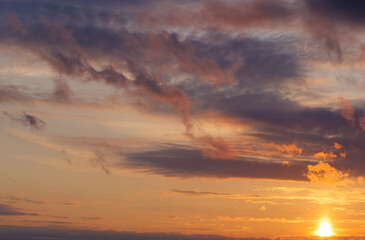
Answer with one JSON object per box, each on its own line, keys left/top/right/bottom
{"left": 0, "top": 204, "right": 37, "bottom": 216}
{"left": 23, "top": 220, "right": 71, "bottom": 225}
{"left": 0, "top": 225, "right": 362, "bottom": 240}
{"left": 165, "top": 189, "right": 250, "bottom": 198}
{"left": 167, "top": 189, "right": 232, "bottom": 197}
{"left": 0, "top": 225, "right": 270, "bottom": 240}
{"left": 306, "top": 0, "right": 365, "bottom": 25}
{"left": 191, "top": 35, "right": 304, "bottom": 88}
{"left": 2, "top": 0, "right": 365, "bottom": 181}
{"left": 0, "top": 0, "right": 255, "bottom": 158}
{"left": 0, "top": 0, "right": 302, "bottom": 91}
{"left": 0, "top": 0, "right": 353, "bottom": 63}
{"left": 302, "top": 0, "right": 365, "bottom": 60}
{"left": 0, "top": 0, "right": 303, "bottom": 117}
{"left": 206, "top": 92, "right": 350, "bottom": 135}
{"left": 122, "top": 145, "right": 308, "bottom": 181}
{"left": 199, "top": 90, "right": 365, "bottom": 177}
{"left": 116, "top": 82, "right": 365, "bottom": 180}
{"left": 132, "top": 0, "right": 365, "bottom": 61}
{"left": 0, "top": 0, "right": 130, "bottom": 28}
{"left": 3, "top": 111, "right": 46, "bottom": 130}
{"left": 186, "top": 79, "right": 356, "bottom": 139}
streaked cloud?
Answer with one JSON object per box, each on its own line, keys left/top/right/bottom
{"left": 3, "top": 111, "right": 46, "bottom": 131}
{"left": 0, "top": 225, "right": 270, "bottom": 240}
{"left": 0, "top": 204, "right": 37, "bottom": 216}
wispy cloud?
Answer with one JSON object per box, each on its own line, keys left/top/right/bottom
{"left": 3, "top": 111, "right": 46, "bottom": 131}
{"left": 0, "top": 204, "right": 38, "bottom": 216}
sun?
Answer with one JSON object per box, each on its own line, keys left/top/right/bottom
{"left": 316, "top": 221, "right": 333, "bottom": 237}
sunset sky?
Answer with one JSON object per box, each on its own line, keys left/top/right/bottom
{"left": 2, "top": 0, "right": 365, "bottom": 239}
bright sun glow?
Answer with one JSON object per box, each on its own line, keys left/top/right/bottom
{"left": 317, "top": 221, "right": 333, "bottom": 237}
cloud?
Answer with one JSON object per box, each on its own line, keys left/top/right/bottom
{"left": 7, "top": 130, "right": 117, "bottom": 174}
{"left": 165, "top": 189, "right": 268, "bottom": 201}
{"left": 304, "top": 161, "right": 354, "bottom": 185}
{"left": 0, "top": 0, "right": 308, "bottom": 162}
{"left": 132, "top": 0, "right": 365, "bottom": 61}
{"left": 0, "top": 84, "right": 33, "bottom": 104}
{"left": 130, "top": 0, "right": 365, "bottom": 61}
{"left": 122, "top": 145, "right": 308, "bottom": 181}
{"left": 313, "top": 152, "right": 337, "bottom": 161}
{"left": 90, "top": 151, "right": 111, "bottom": 175}
{"left": 339, "top": 97, "right": 355, "bottom": 126}
{"left": 3, "top": 0, "right": 357, "bottom": 64}
{"left": 6, "top": 130, "right": 305, "bottom": 180}
{"left": 334, "top": 142, "right": 342, "bottom": 149}
{"left": 274, "top": 144, "right": 302, "bottom": 156}
{"left": 23, "top": 220, "right": 71, "bottom": 225}
{"left": 3, "top": 112, "right": 46, "bottom": 131}
{"left": 187, "top": 133, "right": 237, "bottom": 160}
{"left": 0, "top": 204, "right": 37, "bottom": 216}
{"left": 52, "top": 78, "right": 72, "bottom": 103}
{"left": 0, "top": 5, "right": 242, "bottom": 159}
{"left": 281, "top": 161, "right": 290, "bottom": 167}
{"left": 136, "top": 0, "right": 294, "bottom": 30}
{"left": 190, "top": 35, "right": 304, "bottom": 89}
{"left": 305, "top": 0, "right": 365, "bottom": 26}
{"left": 191, "top": 87, "right": 365, "bottom": 179}
{"left": 6, "top": 196, "right": 46, "bottom": 205}
{"left": 359, "top": 113, "right": 365, "bottom": 131}
{"left": 197, "top": 90, "right": 354, "bottom": 148}
{"left": 166, "top": 189, "right": 233, "bottom": 198}
{"left": 13, "top": 124, "right": 365, "bottom": 182}
{"left": 2, "top": 0, "right": 365, "bottom": 181}
{"left": 0, "top": 82, "right": 124, "bottom": 109}
{"left": 6, "top": 12, "right": 27, "bottom": 35}
{"left": 303, "top": 0, "right": 365, "bottom": 60}
{"left": 0, "top": 225, "right": 271, "bottom": 240}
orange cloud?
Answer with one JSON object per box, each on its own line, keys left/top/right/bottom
{"left": 359, "top": 113, "right": 365, "bottom": 131}
{"left": 339, "top": 97, "right": 355, "bottom": 126}
{"left": 334, "top": 142, "right": 342, "bottom": 149}
{"left": 275, "top": 143, "right": 302, "bottom": 156}
{"left": 340, "top": 152, "right": 347, "bottom": 158}
{"left": 281, "top": 161, "right": 290, "bottom": 167}
{"left": 198, "top": 135, "right": 237, "bottom": 160}
{"left": 313, "top": 152, "right": 337, "bottom": 160}
{"left": 358, "top": 176, "right": 365, "bottom": 184}
{"left": 305, "top": 161, "right": 352, "bottom": 185}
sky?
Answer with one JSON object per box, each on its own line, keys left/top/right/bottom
{"left": 2, "top": 0, "right": 365, "bottom": 239}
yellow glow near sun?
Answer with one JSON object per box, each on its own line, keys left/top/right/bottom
{"left": 316, "top": 221, "right": 333, "bottom": 237}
